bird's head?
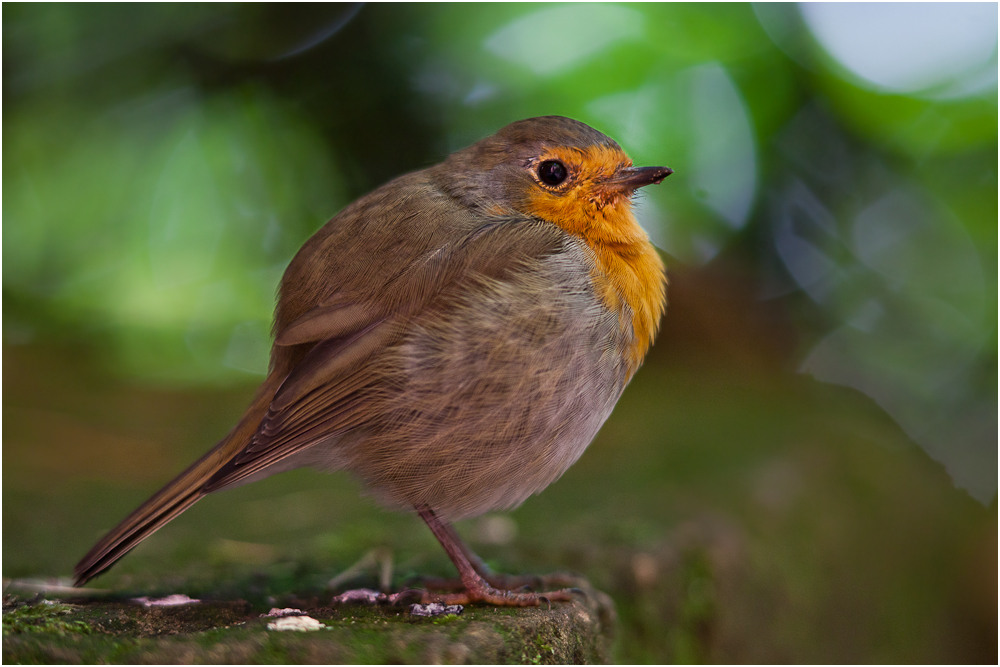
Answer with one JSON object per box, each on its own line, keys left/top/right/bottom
{"left": 433, "top": 116, "right": 671, "bottom": 245}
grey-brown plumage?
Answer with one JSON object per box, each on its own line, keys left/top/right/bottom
{"left": 74, "top": 116, "right": 670, "bottom": 605}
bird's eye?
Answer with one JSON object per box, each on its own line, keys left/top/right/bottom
{"left": 537, "top": 160, "right": 568, "bottom": 186}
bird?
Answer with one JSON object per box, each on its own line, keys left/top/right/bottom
{"left": 73, "top": 115, "right": 671, "bottom": 606}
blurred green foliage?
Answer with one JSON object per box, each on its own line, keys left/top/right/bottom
{"left": 5, "top": 2, "right": 994, "bottom": 499}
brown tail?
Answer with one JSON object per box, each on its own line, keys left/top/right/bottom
{"left": 74, "top": 377, "right": 279, "bottom": 586}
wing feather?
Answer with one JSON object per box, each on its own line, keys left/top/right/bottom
{"left": 204, "top": 217, "right": 567, "bottom": 492}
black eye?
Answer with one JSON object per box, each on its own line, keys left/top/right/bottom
{"left": 537, "top": 160, "right": 568, "bottom": 186}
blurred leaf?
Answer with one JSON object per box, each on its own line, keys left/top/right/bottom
{"left": 4, "top": 88, "right": 344, "bottom": 383}
{"left": 816, "top": 76, "right": 998, "bottom": 157}
{"left": 484, "top": 4, "right": 644, "bottom": 76}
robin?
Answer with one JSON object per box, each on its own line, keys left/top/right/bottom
{"left": 74, "top": 116, "right": 671, "bottom": 606}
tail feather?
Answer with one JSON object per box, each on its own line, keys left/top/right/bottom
{"left": 74, "top": 375, "right": 281, "bottom": 586}
{"left": 74, "top": 448, "right": 223, "bottom": 586}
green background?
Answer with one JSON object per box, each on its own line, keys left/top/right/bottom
{"left": 4, "top": 4, "right": 996, "bottom": 663}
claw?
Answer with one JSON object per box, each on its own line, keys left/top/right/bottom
{"left": 416, "top": 507, "right": 578, "bottom": 607}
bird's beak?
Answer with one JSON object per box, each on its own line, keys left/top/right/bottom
{"left": 613, "top": 166, "right": 674, "bottom": 191}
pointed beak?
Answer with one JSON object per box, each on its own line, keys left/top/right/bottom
{"left": 611, "top": 166, "right": 674, "bottom": 192}
{"left": 619, "top": 166, "right": 673, "bottom": 188}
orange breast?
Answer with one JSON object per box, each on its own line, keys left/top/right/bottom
{"left": 522, "top": 145, "right": 666, "bottom": 376}
{"left": 588, "top": 233, "right": 666, "bottom": 376}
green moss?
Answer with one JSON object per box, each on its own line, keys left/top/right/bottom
{"left": 3, "top": 602, "right": 93, "bottom": 637}
{"left": 431, "top": 612, "right": 460, "bottom": 623}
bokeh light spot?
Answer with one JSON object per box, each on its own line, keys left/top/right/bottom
{"left": 686, "top": 64, "right": 757, "bottom": 230}
{"left": 800, "top": 3, "right": 998, "bottom": 98}
{"left": 485, "top": 4, "right": 643, "bottom": 76}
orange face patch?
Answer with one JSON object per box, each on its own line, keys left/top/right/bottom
{"left": 521, "top": 145, "right": 666, "bottom": 376}
{"left": 524, "top": 145, "right": 636, "bottom": 240}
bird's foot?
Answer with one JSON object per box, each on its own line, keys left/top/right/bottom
{"left": 419, "top": 581, "right": 578, "bottom": 607}
{"left": 422, "top": 571, "right": 582, "bottom": 594}
{"left": 415, "top": 507, "right": 582, "bottom": 606}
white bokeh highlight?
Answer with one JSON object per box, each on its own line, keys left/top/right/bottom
{"left": 800, "top": 3, "right": 998, "bottom": 98}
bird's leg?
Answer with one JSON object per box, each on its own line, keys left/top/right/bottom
{"left": 416, "top": 506, "right": 575, "bottom": 607}
{"left": 440, "top": 518, "right": 494, "bottom": 579}
{"left": 425, "top": 518, "right": 565, "bottom": 591}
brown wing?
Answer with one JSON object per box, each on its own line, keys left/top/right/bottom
{"left": 202, "top": 211, "right": 568, "bottom": 492}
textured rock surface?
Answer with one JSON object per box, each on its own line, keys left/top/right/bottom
{"left": 2, "top": 581, "right": 616, "bottom": 664}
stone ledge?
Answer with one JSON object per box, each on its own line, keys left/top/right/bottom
{"left": 2, "top": 581, "right": 616, "bottom": 664}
